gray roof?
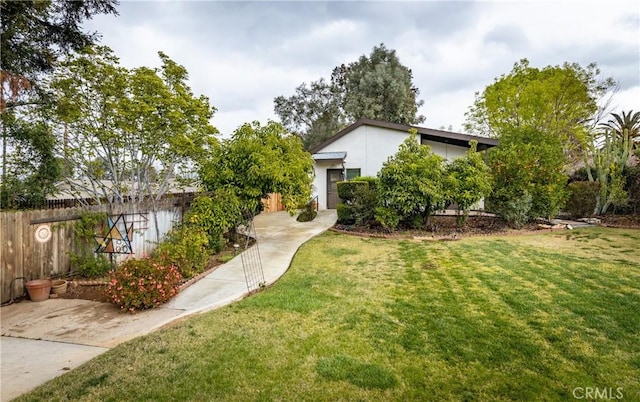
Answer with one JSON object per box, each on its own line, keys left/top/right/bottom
{"left": 312, "top": 151, "right": 347, "bottom": 161}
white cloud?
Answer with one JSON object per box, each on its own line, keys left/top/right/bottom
{"left": 83, "top": 0, "right": 639, "bottom": 135}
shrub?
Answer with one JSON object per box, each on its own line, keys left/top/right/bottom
{"left": 351, "top": 176, "right": 379, "bottom": 190}
{"left": 374, "top": 206, "right": 400, "bottom": 231}
{"left": 70, "top": 211, "right": 111, "bottom": 278}
{"left": 488, "top": 189, "right": 532, "bottom": 229}
{"left": 377, "top": 133, "right": 446, "bottom": 229}
{"left": 185, "top": 192, "right": 241, "bottom": 252}
{"left": 337, "top": 203, "right": 356, "bottom": 225}
{"left": 623, "top": 165, "right": 640, "bottom": 214}
{"left": 444, "top": 141, "right": 493, "bottom": 227}
{"left": 70, "top": 253, "right": 111, "bottom": 278}
{"left": 351, "top": 177, "right": 378, "bottom": 226}
{"left": 297, "top": 200, "right": 317, "bottom": 222}
{"left": 565, "top": 181, "right": 600, "bottom": 218}
{"left": 337, "top": 181, "right": 368, "bottom": 202}
{"left": 106, "top": 257, "right": 183, "bottom": 312}
{"left": 153, "top": 225, "right": 210, "bottom": 279}
{"left": 488, "top": 127, "right": 567, "bottom": 221}
{"left": 336, "top": 177, "right": 379, "bottom": 226}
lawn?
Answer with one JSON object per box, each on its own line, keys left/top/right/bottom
{"left": 16, "top": 228, "right": 640, "bottom": 401}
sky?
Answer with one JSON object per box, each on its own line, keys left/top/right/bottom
{"left": 83, "top": 0, "right": 640, "bottom": 136}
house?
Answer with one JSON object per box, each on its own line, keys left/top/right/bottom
{"left": 310, "top": 118, "right": 499, "bottom": 210}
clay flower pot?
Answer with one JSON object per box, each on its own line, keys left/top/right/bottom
{"left": 26, "top": 279, "right": 52, "bottom": 302}
{"left": 50, "top": 279, "right": 68, "bottom": 295}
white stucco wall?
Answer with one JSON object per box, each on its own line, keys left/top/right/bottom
{"left": 313, "top": 125, "right": 480, "bottom": 209}
{"left": 422, "top": 140, "right": 468, "bottom": 161}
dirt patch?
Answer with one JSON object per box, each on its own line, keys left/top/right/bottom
{"left": 598, "top": 215, "right": 640, "bottom": 229}
{"left": 56, "top": 281, "right": 110, "bottom": 303}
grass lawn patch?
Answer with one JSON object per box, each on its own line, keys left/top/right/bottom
{"left": 15, "top": 228, "right": 640, "bottom": 401}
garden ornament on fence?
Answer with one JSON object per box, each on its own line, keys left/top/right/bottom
{"left": 95, "top": 213, "right": 134, "bottom": 254}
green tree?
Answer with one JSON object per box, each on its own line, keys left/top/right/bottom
{"left": 0, "top": 113, "right": 60, "bottom": 209}
{"left": 488, "top": 127, "right": 568, "bottom": 227}
{"left": 465, "top": 58, "right": 616, "bottom": 157}
{"left": 0, "top": 0, "right": 119, "bottom": 79}
{"left": 273, "top": 78, "right": 346, "bottom": 149}
{"left": 199, "top": 121, "right": 314, "bottom": 214}
{"left": 45, "top": 46, "right": 217, "bottom": 207}
{"left": 445, "top": 141, "right": 493, "bottom": 226}
{"left": 274, "top": 43, "right": 424, "bottom": 150}
{"left": 376, "top": 132, "right": 445, "bottom": 230}
{"left": 333, "top": 43, "right": 425, "bottom": 125}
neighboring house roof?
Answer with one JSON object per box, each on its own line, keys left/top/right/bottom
{"left": 309, "top": 118, "right": 499, "bottom": 153}
{"left": 48, "top": 179, "right": 199, "bottom": 201}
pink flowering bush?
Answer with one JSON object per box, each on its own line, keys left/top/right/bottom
{"left": 106, "top": 257, "right": 183, "bottom": 313}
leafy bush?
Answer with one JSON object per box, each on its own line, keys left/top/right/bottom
{"left": 185, "top": 192, "right": 241, "bottom": 252}
{"left": 153, "top": 225, "right": 210, "bottom": 279}
{"left": 70, "top": 211, "right": 111, "bottom": 278}
{"left": 377, "top": 133, "right": 445, "bottom": 229}
{"left": 337, "top": 177, "right": 378, "bottom": 226}
{"left": 70, "top": 253, "right": 111, "bottom": 278}
{"left": 374, "top": 206, "right": 401, "bottom": 231}
{"left": 444, "top": 141, "right": 493, "bottom": 227}
{"left": 337, "top": 181, "right": 368, "bottom": 202}
{"left": 488, "top": 127, "right": 567, "bottom": 222}
{"left": 297, "top": 200, "right": 317, "bottom": 222}
{"left": 106, "top": 257, "right": 183, "bottom": 312}
{"left": 337, "top": 203, "right": 356, "bottom": 225}
{"left": 488, "top": 189, "right": 533, "bottom": 229}
{"left": 623, "top": 165, "right": 640, "bottom": 214}
{"left": 565, "top": 181, "right": 600, "bottom": 218}
{"left": 351, "top": 177, "right": 378, "bottom": 226}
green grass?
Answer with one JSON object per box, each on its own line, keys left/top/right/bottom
{"left": 16, "top": 228, "right": 640, "bottom": 401}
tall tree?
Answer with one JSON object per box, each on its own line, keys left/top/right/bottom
{"left": 45, "top": 46, "right": 218, "bottom": 208}
{"left": 274, "top": 43, "right": 424, "bottom": 150}
{"left": 0, "top": 112, "right": 60, "bottom": 209}
{"left": 273, "top": 78, "right": 345, "bottom": 149}
{"left": 333, "top": 43, "right": 425, "bottom": 125}
{"left": 465, "top": 58, "right": 616, "bottom": 157}
{"left": 1, "top": 0, "right": 119, "bottom": 209}
{"left": 0, "top": 0, "right": 119, "bottom": 80}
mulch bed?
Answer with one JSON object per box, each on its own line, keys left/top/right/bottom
{"left": 331, "top": 215, "right": 541, "bottom": 240}
{"left": 331, "top": 214, "right": 640, "bottom": 240}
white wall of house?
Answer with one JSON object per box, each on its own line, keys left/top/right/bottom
{"left": 313, "top": 125, "right": 479, "bottom": 210}
{"left": 422, "top": 140, "right": 468, "bottom": 161}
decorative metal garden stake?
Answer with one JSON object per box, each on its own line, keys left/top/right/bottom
{"left": 95, "top": 214, "right": 134, "bottom": 255}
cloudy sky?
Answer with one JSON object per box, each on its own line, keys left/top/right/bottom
{"left": 84, "top": 0, "right": 640, "bottom": 136}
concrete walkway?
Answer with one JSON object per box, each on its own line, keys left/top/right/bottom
{"left": 0, "top": 210, "right": 337, "bottom": 402}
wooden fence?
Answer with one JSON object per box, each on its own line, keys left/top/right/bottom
{"left": 0, "top": 200, "right": 182, "bottom": 304}
{"left": 261, "top": 193, "right": 286, "bottom": 213}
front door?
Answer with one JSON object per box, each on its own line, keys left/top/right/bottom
{"left": 326, "top": 169, "right": 343, "bottom": 209}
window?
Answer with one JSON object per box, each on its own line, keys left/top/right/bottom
{"left": 346, "top": 168, "right": 361, "bottom": 180}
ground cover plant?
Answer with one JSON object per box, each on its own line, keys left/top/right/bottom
{"left": 16, "top": 228, "right": 640, "bottom": 401}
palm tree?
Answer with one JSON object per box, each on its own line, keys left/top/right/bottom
{"left": 600, "top": 110, "right": 640, "bottom": 144}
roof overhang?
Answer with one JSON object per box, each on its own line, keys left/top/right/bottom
{"left": 312, "top": 151, "right": 347, "bottom": 162}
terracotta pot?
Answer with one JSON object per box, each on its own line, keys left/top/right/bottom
{"left": 26, "top": 279, "right": 52, "bottom": 302}
{"left": 50, "top": 279, "right": 68, "bottom": 295}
